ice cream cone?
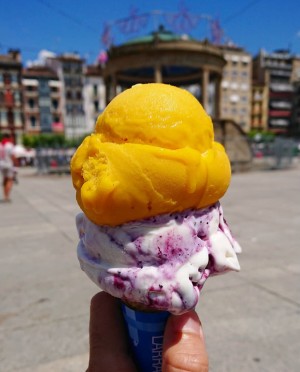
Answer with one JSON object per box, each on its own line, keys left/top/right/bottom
{"left": 71, "top": 83, "right": 242, "bottom": 371}
{"left": 122, "top": 302, "right": 169, "bottom": 372}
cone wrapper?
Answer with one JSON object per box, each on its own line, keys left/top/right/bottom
{"left": 122, "top": 303, "right": 170, "bottom": 372}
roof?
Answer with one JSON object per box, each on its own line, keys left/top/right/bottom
{"left": 0, "top": 51, "right": 22, "bottom": 67}
{"left": 123, "top": 25, "right": 192, "bottom": 46}
{"left": 22, "top": 66, "right": 58, "bottom": 79}
{"left": 85, "top": 64, "right": 104, "bottom": 77}
{"left": 56, "top": 53, "right": 84, "bottom": 63}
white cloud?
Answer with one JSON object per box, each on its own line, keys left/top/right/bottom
{"left": 26, "top": 49, "right": 56, "bottom": 67}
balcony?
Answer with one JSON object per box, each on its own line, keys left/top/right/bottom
{"left": 264, "top": 60, "right": 292, "bottom": 70}
{"left": 24, "top": 106, "right": 39, "bottom": 113}
{"left": 269, "top": 91, "right": 293, "bottom": 99}
{"left": 253, "top": 92, "right": 263, "bottom": 101}
{"left": 270, "top": 83, "right": 293, "bottom": 92}
{"left": 51, "top": 107, "right": 61, "bottom": 114}
{"left": 24, "top": 90, "right": 39, "bottom": 97}
{"left": 50, "top": 91, "right": 60, "bottom": 98}
{"left": 270, "top": 69, "right": 291, "bottom": 78}
{"left": 270, "top": 101, "right": 292, "bottom": 109}
{"left": 269, "top": 118, "right": 290, "bottom": 126}
{"left": 269, "top": 110, "right": 291, "bottom": 117}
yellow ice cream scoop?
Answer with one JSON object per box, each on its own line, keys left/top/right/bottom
{"left": 71, "top": 83, "right": 231, "bottom": 226}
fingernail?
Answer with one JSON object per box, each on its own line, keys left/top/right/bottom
{"left": 178, "top": 312, "right": 203, "bottom": 337}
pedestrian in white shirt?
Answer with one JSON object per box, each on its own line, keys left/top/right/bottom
{"left": 0, "top": 134, "right": 16, "bottom": 202}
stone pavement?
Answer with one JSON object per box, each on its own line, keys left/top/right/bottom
{"left": 0, "top": 165, "right": 300, "bottom": 372}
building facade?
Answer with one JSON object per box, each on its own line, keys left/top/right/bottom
{"left": 253, "top": 49, "right": 294, "bottom": 134}
{"left": 22, "top": 66, "right": 63, "bottom": 135}
{"left": 46, "top": 53, "right": 86, "bottom": 139}
{"left": 251, "top": 70, "right": 269, "bottom": 131}
{"left": 83, "top": 64, "right": 106, "bottom": 132}
{"left": 219, "top": 45, "right": 252, "bottom": 132}
{"left": 291, "top": 57, "right": 300, "bottom": 136}
{"left": 0, "top": 50, "right": 23, "bottom": 142}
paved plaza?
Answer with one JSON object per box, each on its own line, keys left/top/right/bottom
{"left": 1, "top": 164, "right": 300, "bottom": 372}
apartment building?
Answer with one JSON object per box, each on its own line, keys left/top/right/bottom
{"left": 83, "top": 64, "right": 106, "bottom": 132}
{"left": 22, "top": 66, "right": 63, "bottom": 135}
{"left": 220, "top": 45, "right": 252, "bottom": 132}
{"left": 46, "top": 53, "right": 86, "bottom": 139}
{"left": 0, "top": 50, "right": 23, "bottom": 142}
{"left": 251, "top": 70, "right": 269, "bottom": 131}
{"left": 253, "top": 49, "right": 294, "bottom": 134}
{"left": 290, "top": 57, "right": 300, "bottom": 136}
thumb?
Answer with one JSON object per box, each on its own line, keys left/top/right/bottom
{"left": 162, "top": 311, "right": 209, "bottom": 372}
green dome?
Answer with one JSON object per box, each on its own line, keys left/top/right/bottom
{"left": 123, "top": 25, "right": 191, "bottom": 45}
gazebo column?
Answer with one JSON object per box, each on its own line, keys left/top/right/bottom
{"left": 154, "top": 64, "right": 162, "bottom": 83}
{"left": 105, "top": 78, "right": 110, "bottom": 105}
{"left": 105, "top": 74, "right": 117, "bottom": 104}
{"left": 201, "top": 68, "right": 209, "bottom": 111}
{"left": 111, "top": 73, "right": 117, "bottom": 100}
{"left": 215, "top": 74, "right": 222, "bottom": 119}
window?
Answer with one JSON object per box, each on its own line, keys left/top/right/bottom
{"left": 39, "top": 79, "right": 48, "bottom": 93}
{"left": 77, "top": 104, "right": 84, "bottom": 114}
{"left": 64, "top": 63, "right": 71, "bottom": 73}
{"left": 52, "top": 99, "right": 58, "bottom": 110}
{"left": 0, "top": 110, "right": 6, "bottom": 124}
{"left": 66, "top": 104, "right": 72, "bottom": 114}
{"left": 11, "top": 74, "right": 18, "bottom": 83}
{"left": 93, "top": 85, "right": 98, "bottom": 96}
{"left": 94, "top": 100, "right": 99, "bottom": 112}
{"left": 7, "top": 110, "right": 14, "bottom": 124}
{"left": 28, "top": 99, "right": 35, "bottom": 108}
{"left": 14, "top": 111, "right": 21, "bottom": 124}
{"left": 30, "top": 116, "right": 36, "bottom": 127}
{"left": 3, "top": 73, "right": 11, "bottom": 84}
{"left": 14, "top": 91, "right": 21, "bottom": 103}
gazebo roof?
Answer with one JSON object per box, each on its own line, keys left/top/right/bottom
{"left": 123, "top": 25, "right": 191, "bottom": 46}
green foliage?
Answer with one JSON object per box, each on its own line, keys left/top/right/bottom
{"left": 22, "top": 134, "right": 88, "bottom": 148}
{"left": 248, "top": 129, "right": 275, "bottom": 142}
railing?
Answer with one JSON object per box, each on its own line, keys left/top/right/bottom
{"left": 250, "top": 137, "right": 298, "bottom": 170}
{"left": 35, "top": 147, "right": 76, "bottom": 174}
{"left": 32, "top": 138, "right": 298, "bottom": 176}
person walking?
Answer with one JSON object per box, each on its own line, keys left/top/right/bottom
{"left": 0, "top": 133, "right": 16, "bottom": 202}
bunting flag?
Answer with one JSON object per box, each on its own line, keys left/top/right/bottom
{"left": 116, "top": 7, "right": 148, "bottom": 34}
{"left": 101, "top": 23, "right": 113, "bottom": 48}
{"left": 210, "top": 18, "right": 223, "bottom": 45}
{"left": 164, "top": 2, "right": 200, "bottom": 33}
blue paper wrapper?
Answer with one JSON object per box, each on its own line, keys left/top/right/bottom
{"left": 122, "top": 303, "right": 170, "bottom": 372}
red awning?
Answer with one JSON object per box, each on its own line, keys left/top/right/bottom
{"left": 269, "top": 110, "right": 291, "bottom": 117}
{"left": 4, "top": 90, "right": 14, "bottom": 107}
{"left": 51, "top": 122, "right": 64, "bottom": 133}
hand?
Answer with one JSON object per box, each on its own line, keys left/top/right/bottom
{"left": 87, "top": 292, "right": 208, "bottom": 372}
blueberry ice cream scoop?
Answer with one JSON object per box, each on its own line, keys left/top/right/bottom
{"left": 76, "top": 202, "right": 241, "bottom": 314}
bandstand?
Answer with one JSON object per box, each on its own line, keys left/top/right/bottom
{"left": 103, "top": 27, "right": 226, "bottom": 119}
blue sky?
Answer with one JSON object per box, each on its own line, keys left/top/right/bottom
{"left": 1, "top": 0, "right": 300, "bottom": 65}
